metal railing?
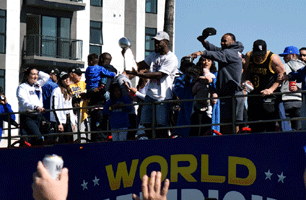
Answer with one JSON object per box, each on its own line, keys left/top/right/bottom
{"left": 24, "top": 35, "right": 83, "bottom": 60}
{"left": 1, "top": 90, "right": 305, "bottom": 148}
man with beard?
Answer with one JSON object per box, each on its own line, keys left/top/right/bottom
{"left": 127, "top": 31, "right": 178, "bottom": 138}
{"left": 191, "top": 33, "right": 244, "bottom": 134}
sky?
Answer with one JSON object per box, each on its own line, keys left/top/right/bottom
{"left": 174, "top": 0, "right": 306, "bottom": 65}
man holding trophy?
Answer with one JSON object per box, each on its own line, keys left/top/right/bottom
{"left": 123, "top": 31, "right": 178, "bottom": 139}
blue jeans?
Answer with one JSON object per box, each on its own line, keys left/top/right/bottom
{"left": 140, "top": 95, "right": 170, "bottom": 126}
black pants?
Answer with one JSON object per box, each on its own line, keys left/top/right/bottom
{"left": 127, "top": 114, "right": 137, "bottom": 140}
{"left": 90, "top": 109, "right": 109, "bottom": 142}
{"left": 190, "top": 110, "right": 211, "bottom": 136}
{"left": 55, "top": 114, "right": 73, "bottom": 143}
{"left": 248, "top": 96, "right": 279, "bottom": 133}
{"left": 20, "top": 114, "right": 43, "bottom": 146}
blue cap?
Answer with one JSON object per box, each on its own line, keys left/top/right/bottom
{"left": 279, "top": 46, "right": 299, "bottom": 57}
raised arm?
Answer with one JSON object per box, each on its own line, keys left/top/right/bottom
{"left": 37, "top": 71, "right": 50, "bottom": 87}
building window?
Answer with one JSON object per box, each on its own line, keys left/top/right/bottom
{"left": 145, "top": 27, "right": 156, "bottom": 57}
{"left": 90, "top": 0, "right": 103, "bottom": 7}
{"left": 146, "top": 0, "right": 157, "bottom": 14}
{"left": 89, "top": 45, "right": 102, "bottom": 55}
{"left": 25, "top": 14, "right": 82, "bottom": 60}
{"left": 0, "top": 70, "right": 5, "bottom": 94}
{"left": 41, "top": 16, "right": 71, "bottom": 58}
{"left": 0, "top": 10, "right": 6, "bottom": 54}
{"left": 90, "top": 21, "right": 102, "bottom": 55}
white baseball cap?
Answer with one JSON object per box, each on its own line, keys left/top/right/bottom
{"left": 152, "top": 31, "right": 170, "bottom": 41}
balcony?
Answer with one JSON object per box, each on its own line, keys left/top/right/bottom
{"left": 25, "top": 0, "right": 86, "bottom": 12}
{"left": 23, "top": 35, "right": 84, "bottom": 68}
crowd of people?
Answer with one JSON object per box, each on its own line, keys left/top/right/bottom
{"left": 2, "top": 29, "right": 306, "bottom": 146}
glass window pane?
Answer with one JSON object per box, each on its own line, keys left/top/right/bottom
{"left": 90, "top": 0, "right": 102, "bottom": 7}
{"left": 145, "top": 28, "right": 156, "bottom": 35}
{"left": 42, "top": 16, "right": 57, "bottom": 37}
{"left": 90, "top": 45, "right": 101, "bottom": 55}
{"left": 90, "top": 29, "right": 102, "bottom": 44}
{"left": 0, "top": 10, "right": 5, "bottom": 17}
{"left": 90, "top": 21, "right": 101, "bottom": 29}
{"left": 146, "top": 0, "right": 157, "bottom": 13}
{"left": 41, "top": 16, "right": 57, "bottom": 57}
{"left": 60, "top": 18, "right": 70, "bottom": 39}
{"left": 0, "top": 18, "right": 5, "bottom": 34}
{"left": 90, "top": 21, "right": 103, "bottom": 44}
{"left": 0, "top": 69, "right": 5, "bottom": 76}
{"left": 0, "top": 35, "right": 5, "bottom": 54}
{"left": 145, "top": 27, "right": 156, "bottom": 53}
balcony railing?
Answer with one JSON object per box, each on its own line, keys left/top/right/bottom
{"left": 24, "top": 35, "right": 83, "bottom": 60}
{"left": 1, "top": 90, "right": 305, "bottom": 148}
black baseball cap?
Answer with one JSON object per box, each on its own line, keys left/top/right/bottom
{"left": 253, "top": 39, "right": 267, "bottom": 56}
{"left": 50, "top": 68, "right": 60, "bottom": 77}
{"left": 69, "top": 67, "right": 82, "bottom": 76}
{"left": 59, "top": 71, "right": 69, "bottom": 79}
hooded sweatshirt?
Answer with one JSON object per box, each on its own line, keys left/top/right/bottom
{"left": 281, "top": 59, "right": 305, "bottom": 101}
{"left": 202, "top": 41, "right": 244, "bottom": 96}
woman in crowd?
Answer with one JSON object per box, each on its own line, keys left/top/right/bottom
{"left": 190, "top": 57, "right": 219, "bottom": 136}
{"left": 50, "top": 71, "right": 76, "bottom": 143}
{"left": 17, "top": 67, "right": 49, "bottom": 146}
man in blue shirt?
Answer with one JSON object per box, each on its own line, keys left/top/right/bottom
{"left": 42, "top": 68, "right": 59, "bottom": 120}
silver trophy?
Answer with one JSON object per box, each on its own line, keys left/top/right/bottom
{"left": 119, "top": 37, "right": 131, "bottom": 49}
{"left": 119, "top": 37, "right": 137, "bottom": 71}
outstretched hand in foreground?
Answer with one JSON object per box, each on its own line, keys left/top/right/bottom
{"left": 132, "top": 171, "right": 170, "bottom": 200}
{"left": 32, "top": 161, "right": 69, "bottom": 200}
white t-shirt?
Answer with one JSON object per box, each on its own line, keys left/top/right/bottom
{"left": 145, "top": 51, "right": 178, "bottom": 100}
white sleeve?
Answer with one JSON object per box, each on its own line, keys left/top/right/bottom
{"left": 17, "top": 84, "right": 35, "bottom": 110}
{"left": 135, "top": 91, "right": 146, "bottom": 100}
{"left": 135, "top": 83, "right": 149, "bottom": 100}
{"left": 37, "top": 71, "right": 50, "bottom": 87}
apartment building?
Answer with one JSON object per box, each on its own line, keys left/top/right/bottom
{"left": 0, "top": 0, "right": 174, "bottom": 146}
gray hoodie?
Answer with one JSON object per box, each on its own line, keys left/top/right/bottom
{"left": 202, "top": 41, "right": 244, "bottom": 96}
{"left": 281, "top": 59, "right": 305, "bottom": 101}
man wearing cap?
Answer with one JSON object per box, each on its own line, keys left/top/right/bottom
{"left": 242, "top": 39, "right": 285, "bottom": 133}
{"left": 278, "top": 46, "right": 304, "bottom": 130}
{"left": 69, "top": 67, "right": 89, "bottom": 139}
{"left": 127, "top": 31, "right": 178, "bottom": 138}
{"left": 42, "top": 68, "right": 59, "bottom": 121}
{"left": 191, "top": 33, "right": 245, "bottom": 134}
